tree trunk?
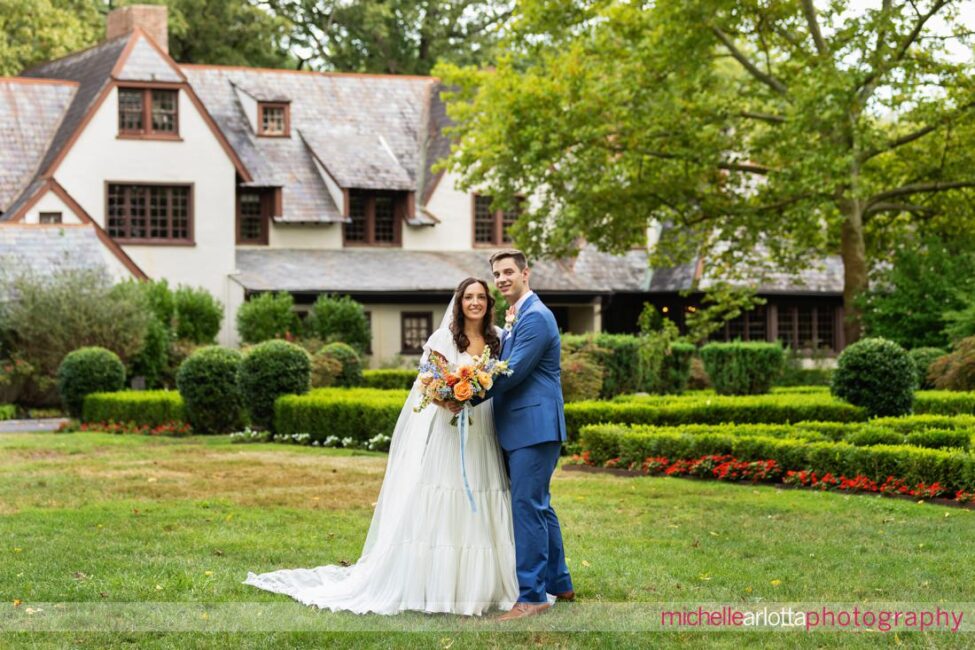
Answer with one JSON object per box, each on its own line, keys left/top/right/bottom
{"left": 839, "top": 201, "right": 868, "bottom": 345}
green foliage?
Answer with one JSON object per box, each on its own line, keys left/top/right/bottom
{"left": 436, "top": 1, "right": 975, "bottom": 338}
{"left": 491, "top": 285, "right": 508, "bottom": 328}
{"left": 699, "top": 342, "right": 784, "bottom": 396}
{"left": 0, "top": 0, "right": 101, "bottom": 75}
{"left": 905, "top": 430, "right": 971, "bottom": 452}
{"left": 306, "top": 295, "right": 371, "bottom": 354}
{"left": 684, "top": 289, "right": 766, "bottom": 344}
{"left": 944, "top": 303, "right": 975, "bottom": 344}
{"left": 909, "top": 348, "right": 946, "bottom": 391}
{"left": 0, "top": 404, "right": 14, "bottom": 420}
{"left": 238, "top": 340, "right": 311, "bottom": 430}
{"left": 560, "top": 348, "right": 604, "bottom": 402}
{"left": 129, "top": 318, "right": 172, "bottom": 389}
{"left": 82, "top": 390, "right": 185, "bottom": 427}
{"left": 832, "top": 338, "right": 916, "bottom": 418}
{"left": 846, "top": 427, "right": 905, "bottom": 448}
{"left": 310, "top": 352, "right": 343, "bottom": 389}
{"left": 236, "top": 292, "right": 300, "bottom": 344}
{"left": 175, "top": 346, "right": 245, "bottom": 434}
{"left": 578, "top": 424, "right": 975, "bottom": 493}
{"left": 564, "top": 393, "right": 866, "bottom": 440}
{"left": 0, "top": 268, "right": 149, "bottom": 405}
{"left": 275, "top": 388, "right": 409, "bottom": 444}
{"left": 860, "top": 239, "right": 975, "bottom": 349}
{"left": 362, "top": 369, "right": 417, "bottom": 391}
{"left": 270, "top": 0, "right": 510, "bottom": 75}
{"left": 56, "top": 347, "right": 126, "bottom": 418}
{"left": 562, "top": 334, "right": 643, "bottom": 398}
{"left": 657, "top": 343, "right": 696, "bottom": 395}
{"left": 318, "top": 342, "right": 364, "bottom": 387}
{"left": 929, "top": 337, "right": 975, "bottom": 392}
{"left": 914, "top": 390, "right": 975, "bottom": 416}
{"left": 173, "top": 286, "right": 223, "bottom": 344}
{"left": 139, "top": 279, "right": 176, "bottom": 328}
{"left": 775, "top": 349, "right": 834, "bottom": 387}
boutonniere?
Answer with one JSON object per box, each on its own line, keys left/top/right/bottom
{"left": 504, "top": 307, "right": 517, "bottom": 332}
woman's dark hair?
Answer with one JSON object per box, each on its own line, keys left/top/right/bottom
{"left": 450, "top": 277, "right": 501, "bottom": 357}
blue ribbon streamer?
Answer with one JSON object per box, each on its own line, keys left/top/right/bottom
{"left": 458, "top": 402, "right": 478, "bottom": 513}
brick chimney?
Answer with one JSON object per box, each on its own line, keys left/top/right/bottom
{"left": 106, "top": 5, "right": 169, "bottom": 53}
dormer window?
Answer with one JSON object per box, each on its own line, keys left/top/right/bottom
{"left": 258, "top": 102, "right": 290, "bottom": 137}
{"left": 118, "top": 87, "right": 179, "bottom": 138}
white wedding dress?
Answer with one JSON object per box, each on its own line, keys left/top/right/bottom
{"left": 243, "top": 326, "right": 518, "bottom": 615}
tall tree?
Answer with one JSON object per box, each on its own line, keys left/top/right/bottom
{"left": 0, "top": 0, "right": 102, "bottom": 74}
{"left": 437, "top": 0, "right": 975, "bottom": 342}
{"left": 262, "top": 0, "right": 513, "bottom": 74}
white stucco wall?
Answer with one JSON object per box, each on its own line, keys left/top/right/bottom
{"left": 268, "top": 222, "right": 343, "bottom": 248}
{"left": 364, "top": 303, "right": 449, "bottom": 368}
{"left": 405, "top": 171, "right": 475, "bottom": 251}
{"left": 21, "top": 190, "right": 85, "bottom": 224}
{"left": 54, "top": 84, "right": 239, "bottom": 346}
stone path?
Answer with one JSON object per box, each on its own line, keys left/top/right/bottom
{"left": 0, "top": 418, "right": 68, "bottom": 433}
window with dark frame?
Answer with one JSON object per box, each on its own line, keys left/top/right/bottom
{"left": 401, "top": 312, "right": 433, "bottom": 354}
{"left": 711, "top": 305, "right": 768, "bottom": 343}
{"left": 343, "top": 190, "right": 403, "bottom": 246}
{"left": 107, "top": 184, "right": 191, "bottom": 243}
{"left": 777, "top": 305, "right": 835, "bottom": 351}
{"left": 258, "top": 102, "right": 289, "bottom": 136}
{"left": 117, "top": 88, "right": 178, "bottom": 137}
{"left": 39, "top": 212, "right": 62, "bottom": 224}
{"left": 236, "top": 189, "right": 275, "bottom": 245}
{"left": 473, "top": 194, "right": 520, "bottom": 246}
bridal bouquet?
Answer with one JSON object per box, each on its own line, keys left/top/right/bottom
{"left": 414, "top": 348, "right": 511, "bottom": 426}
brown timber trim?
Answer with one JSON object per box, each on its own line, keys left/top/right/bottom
{"left": 257, "top": 101, "right": 291, "bottom": 137}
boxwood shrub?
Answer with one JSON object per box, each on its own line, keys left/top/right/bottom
{"left": 274, "top": 388, "right": 409, "bottom": 444}
{"left": 83, "top": 390, "right": 185, "bottom": 427}
{"left": 914, "top": 391, "right": 975, "bottom": 415}
{"left": 579, "top": 424, "right": 975, "bottom": 492}
{"left": 176, "top": 346, "right": 246, "bottom": 434}
{"left": 831, "top": 337, "right": 915, "bottom": 417}
{"left": 699, "top": 342, "right": 784, "bottom": 395}
{"left": 0, "top": 404, "right": 14, "bottom": 420}
{"left": 56, "top": 347, "right": 126, "bottom": 417}
{"left": 362, "top": 369, "right": 417, "bottom": 391}
{"left": 239, "top": 340, "right": 311, "bottom": 429}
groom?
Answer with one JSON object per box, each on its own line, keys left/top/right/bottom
{"left": 477, "top": 249, "right": 574, "bottom": 620}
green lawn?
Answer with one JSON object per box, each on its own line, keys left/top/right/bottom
{"left": 1, "top": 431, "right": 974, "bottom": 648}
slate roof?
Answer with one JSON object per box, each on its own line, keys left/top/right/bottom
{"left": 0, "top": 79, "right": 77, "bottom": 213}
{"left": 648, "top": 256, "right": 844, "bottom": 295}
{"left": 18, "top": 35, "right": 130, "bottom": 190}
{"left": 0, "top": 224, "right": 133, "bottom": 284}
{"left": 232, "top": 246, "right": 651, "bottom": 294}
{"left": 182, "top": 65, "right": 444, "bottom": 223}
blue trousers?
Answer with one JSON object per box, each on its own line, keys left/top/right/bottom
{"left": 504, "top": 440, "right": 573, "bottom": 603}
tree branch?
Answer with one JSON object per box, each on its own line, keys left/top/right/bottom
{"left": 711, "top": 25, "right": 788, "bottom": 95}
{"left": 801, "top": 0, "right": 829, "bottom": 55}
{"left": 739, "top": 110, "right": 786, "bottom": 124}
{"left": 867, "top": 180, "right": 975, "bottom": 205}
{"left": 863, "top": 201, "right": 936, "bottom": 216}
{"left": 859, "top": 99, "right": 975, "bottom": 162}
{"left": 718, "top": 161, "right": 770, "bottom": 175}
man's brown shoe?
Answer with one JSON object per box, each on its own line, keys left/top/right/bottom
{"left": 498, "top": 602, "right": 551, "bottom": 621}
{"left": 555, "top": 590, "right": 575, "bottom": 602}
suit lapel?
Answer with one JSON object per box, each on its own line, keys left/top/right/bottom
{"left": 501, "top": 293, "right": 538, "bottom": 360}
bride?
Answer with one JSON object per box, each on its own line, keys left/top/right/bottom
{"left": 243, "top": 277, "right": 519, "bottom": 615}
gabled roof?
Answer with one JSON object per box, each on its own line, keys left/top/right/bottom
{"left": 0, "top": 78, "right": 78, "bottom": 213}
{"left": 648, "top": 255, "right": 844, "bottom": 295}
{"left": 182, "top": 65, "right": 450, "bottom": 222}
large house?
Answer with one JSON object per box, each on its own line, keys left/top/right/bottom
{"left": 0, "top": 6, "right": 846, "bottom": 365}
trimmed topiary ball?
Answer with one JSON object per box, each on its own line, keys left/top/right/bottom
{"left": 831, "top": 337, "right": 916, "bottom": 417}
{"left": 319, "top": 342, "right": 363, "bottom": 387}
{"left": 239, "top": 339, "right": 311, "bottom": 429}
{"left": 57, "top": 346, "right": 126, "bottom": 417}
{"left": 908, "top": 347, "right": 945, "bottom": 390}
{"left": 176, "top": 346, "right": 245, "bottom": 434}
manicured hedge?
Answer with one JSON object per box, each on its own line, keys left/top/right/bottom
{"left": 82, "top": 390, "right": 186, "bottom": 427}
{"left": 564, "top": 394, "right": 867, "bottom": 439}
{"left": 274, "top": 388, "right": 410, "bottom": 444}
{"left": 579, "top": 424, "right": 975, "bottom": 492}
{"left": 915, "top": 391, "right": 975, "bottom": 415}
{"left": 362, "top": 369, "right": 417, "bottom": 391}
{"left": 0, "top": 404, "right": 14, "bottom": 420}
{"left": 699, "top": 341, "right": 784, "bottom": 395}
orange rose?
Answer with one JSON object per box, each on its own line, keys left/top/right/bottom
{"left": 445, "top": 373, "right": 461, "bottom": 387}
{"left": 453, "top": 381, "right": 474, "bottom": 402}
{"left": 476, "top": 371, "right": 493, "bottom": 389}
{"left": 458, "top": 365, "right": 474, "bottom": 380}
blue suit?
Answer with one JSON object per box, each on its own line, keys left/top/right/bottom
{"left": 483, "top": 292, "right": 573, "bottom": 603}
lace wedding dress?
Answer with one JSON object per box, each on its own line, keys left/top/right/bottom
{"left": 243, "top": 326, "right": 518, "bottom": 615}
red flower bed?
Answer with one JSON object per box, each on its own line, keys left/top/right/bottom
{"left": 77, "top": 420, "right": 192, "bottom": 437}
{"left": 567, "top": 451, "right": 959, "bottom": 502}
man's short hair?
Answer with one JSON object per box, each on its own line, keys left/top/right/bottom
{"left": 489, "top": 249, "right": 528, "bottom": 271}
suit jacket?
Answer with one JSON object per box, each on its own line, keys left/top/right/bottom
{"left": 484, "top": 292, "right": 567, "bottom": 451}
